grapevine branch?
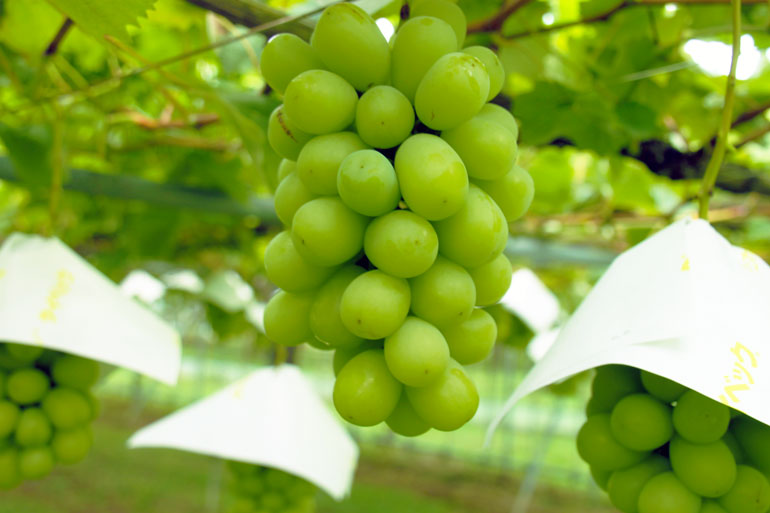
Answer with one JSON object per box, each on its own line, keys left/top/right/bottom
{"left": 44, "top": 18, "right": 74, "bottom": 57}
{"left": 697, "top": 0, "right": 741, "bottom": 219}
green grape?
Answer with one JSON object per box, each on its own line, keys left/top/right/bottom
{"left": 263, "top": 291, "right": 315, "bottom": 347}
{"left": 640, "top": 370, "right": 687, "bottom": 402}
{"left": 474, "top": 165, "right": 534, "bottom": 223}
{"left": 332, "top": 340, "right": 383, "bottom": 376}
{"left": 718, "top": 465, "right": 770, "bottom": 513}
{"left": 732, "top": 415, "right": 770, "bottom": 473}
{"left": 309, "top": 265, "right": 366, "bottom": 348}
{"left": 610, "top": 394, "right": 673, "bottom": 451}
{"left": 0, "top": 447, "right": 19, "bottom": 489}
{"left": 434, "top": 185, "right": 508, "bottom": 268}
{"left": 283, "top": 70, "right": 358, "bottom": 135}
{"left": 5, "top": 344, "right": 44, "bottom": 364}
{"left": 410, "top": 256, "right": 475, "bottom": 327}
{"left": 406, "top": 359, "right": 478, "bottom": 431}
{"left": 51, "top": 426, "right": 92, "bottom": 464}
{"left": 414, "top": 52, "right": 489, "bottom": 130}
{"left": 670, "top": 436, "right": 736, "bottom": 497}
{"left": 337, "top": 150, "right": 400, "bottom": 216}
{"left": 355, "top": 86, "right": 415, "bottom": 149}
{"left": 389, "top": 16, "right": 457, "bottom": 102}
{"left": 608, "top": 454, "right": 669, "bottom": 513}
{"left": 277, "top": 159, "right": 296, "bottom": 184}
{"left": 306, "top": 337, "right": 332, "bottom": 351}
{"left": 0, "top": 401, "right": 19, "bottom": 438}
{"left": 461, "top": 46, "right": 504, "bottom": 100}
{"left": 310, "top": 3, "right": 390, "bottom": 91}
{"left": 722, "top": 431, "right": 746, "bottom": 464}
{"left": 673, "top": 390, "right": 730, "bottom": 443}
{"left": 259, "top": 33, "right": 324, "bottom": 94}
{"left": 296, "top": 131, "right": 369, "bottom": 196}
{"left": 469, "top": 253, "right": 512, "bottom": 306}
{"left": 333, "top": 350, "right": 402, "bottom": 426}
{"left": 477, "top": 103, "right": 519, "bottom": 140}
{"left": 384, "top": 316, "right": 449, "bottom": 387}
{"left": 442, "top": 115, "right": 517, "bottom": 181}
{"left": 364, "top": 210, "right": 438, "bottom": 278}
{"left": 264, "top": 231, "right": 337, "bottom": 292}
{"left": 19, "top": 446, "right": 54, "bottom": 480}
{"left": 440, "top": 308, "right": 497, "bottom": 365}
{"left": 700, "top": 500, "right": 729, "bottom": 513}
{"left": 638, "top": 472, "right": 702, "bottom": 513}
{"left": 592, "top": 466, "right": 612, "bottom": 491}
{"left": 264, "top": 468, "right": 294, "bottom": 490}
{"left": 7, "top": 368, "right": 49, "bottom": 405}
{"left": 291, "top": 197, "right": 368, "bottom": 267}
{"left": 14, "top": 408, "right": 52, "bottom": 447}
{"left": 87, "top": 393, "right": 101, "bottom": 421}
{"left": 576, "top": 414, "right": 646, "bottom": 470}
{"left": 52, "top": 355, "right": 100, "bottom": 390}
{"left": 41, "top": 387, "right": 92, "bottom": 429}
{"left": 267, "top": 105, "right": 313, "bottom": 161}
{"left": 0, "top": 370, "right": 4, "bottom": 398}
{"left": 0, "top": 348, "right": 26, "bottom": 371}
{"left": 394, "top": 134, "right": 468, "bottom": 221}
{"left": 340, "top": 270, "right": 411, "bottom": 339}
{"left": 410, "top": 0, "right": 466, "bottom": 48}
{"left": 589, "top": 365, "right": 643, "bottom": 414}
{"left": 273, "top": 171, "right": 317, "bottom": 227}
{"left": 386, "top": 395, "right": 430, "bottom": 437}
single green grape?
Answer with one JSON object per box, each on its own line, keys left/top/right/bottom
{"left": 273, "top": 171, "right": 317, "bottom": 227}
{"left": 5, "top": 344, "right": 44, "bottom": 364}
{"left": 264, "top": 231, "right": 337, "bottom": 292}
{"left": 277, "top": 159, "right": 296, "bottom": 184}
{"left": 41, "top": 387, "right": 91, "bottom": 429}
{"left": 384, "top": 316, "right": 449, "bottom": 387}
{"left": 442, "top": 115, "right": 517, "bottom": 181}
{"left": 340, "top": 270, "right": 411, "bottom": 339}
{"left": 640, "top": 370, "right": 687, "bottom": 402}
{"left": 291, "top": 197, "right": 369, "bottom": 267}
{"left": 440, "top": 308, "right": 497, "bottom": 365}
{"left": 309, "top": 265, "right": 366, "bottom": 348}
{"left": 607, "top": 454, "right": 669, "bottom": 513}
{"left": 355, "top": 86, "right": 415, "bottom": 149}
{"left": 332, "top": 340, "right": 383, "bottom": 376}
{"left": 310, "top": 3, "right": 390, "bottom": 91}
{"left": 434, "top": 185, "right": 508, "bottom": 268}
{"left": 670, "top": 435, "right": 736, "bottom": 497}
{"left": 637, "top": 472, "right": 702, "bottom": 513}
{"left": 732, "top": 415, "right": 770, "bottom": 473}
{"left": 333, "top": 350, "right": 402, "bottom": 426}
{"left": 410, "top": 256, "right": 475, "bottom": 327}
{"left": 51, "top": 426, "right": 92, "bottom": 464}
{"left": 588, "top": 365, "right": 643, "bottom": 415}
{"left": 474, "top": 165, "right": 534, "bottom": 223}
{"left": 14, "top": 408, "right": 52, "bottom": 447}
{"left": 592, "top": 466, "right": 612, "bottom": 491}
{"left": 717, "top": 465, "right": 770, "bottom": 513}
{"left": 267, "top": 105, "right": 313, "bottom": 161}
{"left": 283, "top": 70, "right": 358, "bottom": 135}
{"left": 7, "top": 368, "right": 49, "bottom": 405}
{"left": 260, "top": 33, "right": 324, "bottom": 94}
{"left": 610, "top": 394, "right": 673, "bottom": 451}
{"left": 296, "top": 131, "right": 369, "bottom": 195}
{"left": 576, "top": 414, "right": 647, "bottom": 470}
{"left": 410, "top": 0, "right": 466, "bottom": 48}
{"left": 722, "top": 430, "right": 746, "bottom": 465}
{"left": 672, "top": 390, "right": 730, "bottom": 443}
{"left": 477, "top": 103, "right": 518, "bottom": 140}
{"left": 414, "top": 52, "right": 489, "bottom": 130}
{"left": 461, "top": 46, "right": 504, "bottom": 100}
{"left": 337, "top": 150, "right": 400, "bottom": 216}
{"left": 386, "top": 395, "right": 430, "bottom": 437}
{"left": 394, "top": 134, "right": 468, "bottom": 221}
{"left": 364, "top": 210, "right": 438, "bottom": 278}
{"left": 19, "top": 446, "right": 54, "bottom": 480}
{"left": 263, "top": 290, "right": 315, "bottom": 347}
{"left": 405, "top": 359, "right": 478, "bottom": 431}
{"left": 469, "top": 253, "right": 512, "bottom": 307}
{"left": 389, "top": 16, "right": 457, "bottom": 102}
{"left": 51, "top": 355, "right": 100, "bottom": 390}
{"left": 0, "top": 447, "right": 19, "bottom": 489}
{"left": 0, "top": 401, "right": 19, "bottom": 439}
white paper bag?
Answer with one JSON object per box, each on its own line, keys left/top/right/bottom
{"left": 489, "top": 218, "right": 770, "bottom": 438}
{"left": 128, "top": 364, "right": 358, "bottom": 500}
{"left": 0, "top": 233, "right": 181, "bottom": 385}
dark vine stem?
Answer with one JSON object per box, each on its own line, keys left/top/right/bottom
{"left": 697, "top": 0, "right": 741, "bottom": 220}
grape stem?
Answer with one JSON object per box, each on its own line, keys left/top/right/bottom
{"left": 697, "top": 0, "right": 741, "bottom": 220}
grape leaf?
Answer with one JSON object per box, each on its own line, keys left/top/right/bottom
{"left": 0, "top": 123, "right": 53, "bottom": 192}
{"left": 45, "top": 0, "right": 158, "bottom": 42}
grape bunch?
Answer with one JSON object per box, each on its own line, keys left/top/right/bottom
{"left": 578, "top": 365, "right": 770, "bottom": 513}
{"left": 260, "top": 0, "right": 533, "bottom": 435}
{"left": 225, "top": 461, "right": 316, "bottom": 513}
{"left": 0, "top": 343, "right": 100, "bottom": 488}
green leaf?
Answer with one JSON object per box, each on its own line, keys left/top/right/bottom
{"left": 528, "top": 147, "right": 574, "bottom": 213}
{"left": 0, "top": 123, "right": 53, "bottom": 191}
{"left": 45, "top": 0, "right": 158, "bottom": 42}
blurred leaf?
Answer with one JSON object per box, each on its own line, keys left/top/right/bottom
{"left": 46, "top": 0, "right": 157, "bottom": 42}
{"left": 528, "top": 147, "right": 574, "bottom": 213}
{"left": 0, "top": 123, "right": 53, "bottom": 191}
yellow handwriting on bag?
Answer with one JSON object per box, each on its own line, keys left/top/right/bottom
{"left": 39, "top": 270, "right": 75, "bottom": 322}
{"left": 719, "top": 342, "right": 758, "bottom": 405}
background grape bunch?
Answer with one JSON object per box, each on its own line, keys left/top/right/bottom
{"left": 578, "top": 365, "right": 770, "bottom": 513}
{"left": 0, "top": 343, "right": 100, "bottom": 488}
{"left": 226, "top": 461, "right": 316, "bottom": 513}
{"left": 260, "top": 0, "right": 533, "bottom": 435}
